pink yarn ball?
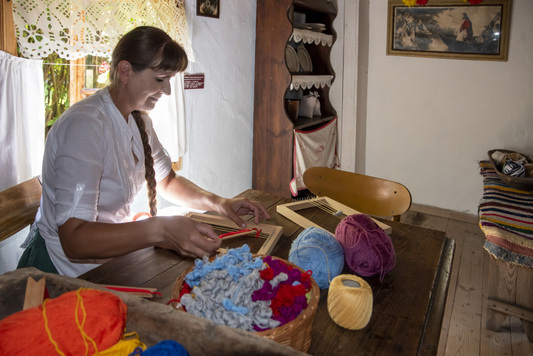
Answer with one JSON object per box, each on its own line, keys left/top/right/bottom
{"left": 335, "top": 214, "right": 396, "bottom": 282}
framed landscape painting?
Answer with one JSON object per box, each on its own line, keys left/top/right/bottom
{"left": 387, "top": 0, "right": 511, "bottom": 61}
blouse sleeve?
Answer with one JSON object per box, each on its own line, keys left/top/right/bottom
{"left": 50, "top": 108, "right": 107, "bottom": 226}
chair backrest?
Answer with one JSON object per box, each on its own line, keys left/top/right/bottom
{"left": 0, "top": 177, "right": 42, "bottom": 242}
{"left": 303, "top": 167, "right": 412, "bottom": 221}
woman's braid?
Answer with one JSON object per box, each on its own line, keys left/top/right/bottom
{"left": 132, "top": 111, "right": 158, "bottom": 217}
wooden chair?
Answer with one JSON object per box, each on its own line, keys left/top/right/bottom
{"left": 303, "top": 167, "right": 412, "bottom": 221}
{"left": 0, "top": 177, "right": 42, "bottom": 242}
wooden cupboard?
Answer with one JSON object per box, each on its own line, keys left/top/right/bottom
{"left": 252, "top": 0, "right": 337, "bottom": 197}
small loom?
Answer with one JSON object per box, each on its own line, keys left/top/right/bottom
{"left": 276, "top": 196, "right": 392, "bottom": 235}
{"left": 186, "top": 213, "right": 284, "bottom": 255}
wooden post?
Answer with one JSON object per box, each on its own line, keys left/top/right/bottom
{"left": 0, "top": 0, "right": 17, "bottom": 55}
{"left": 69, "top": 58, "right": 85, "bottom": 105}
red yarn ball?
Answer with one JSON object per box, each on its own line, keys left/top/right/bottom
{"left": 0, "top": 288, "right": 127, "bottom": 355}
{"left": 335, "top": 214, "right": 396, "bottom": 282}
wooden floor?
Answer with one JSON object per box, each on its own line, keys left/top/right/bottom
{"left": 402, "top": 204, "right": 533, "bottom": 356}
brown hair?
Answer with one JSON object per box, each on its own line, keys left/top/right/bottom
{"left": 110, "top": 26, "right": 188, "bottom": 216}
{"left": 109, "top": 26, "right": 188, "bottom": 86}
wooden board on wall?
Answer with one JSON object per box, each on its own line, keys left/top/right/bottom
{"left": 252, "top": 0, "right": 294, "bottom": 197}
{"left": 0, "top": 0, "right": 17, "bottom": 55}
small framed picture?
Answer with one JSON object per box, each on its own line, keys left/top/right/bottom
{"left": 387, "top": 0, "right": 511, "bottom": 61}
{"left": 197, "top": 0, "right": 219, "bottom": 18}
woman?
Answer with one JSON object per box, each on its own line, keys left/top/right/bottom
{"left": 18, "top": 26, "right": 270, "bottom": 277}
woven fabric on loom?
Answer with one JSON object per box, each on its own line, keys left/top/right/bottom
{"left": 478, "top": 161, "right": 533, "bottom": 267}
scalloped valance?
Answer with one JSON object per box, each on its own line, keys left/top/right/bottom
{"left": 290, "top": 29, "right": 333, "bottom": 47}
{"left": 291, "top": 75, "right": 332, "bottom": 91}
{"left": 11, "top": 0, "right": 194, "bottom": 61}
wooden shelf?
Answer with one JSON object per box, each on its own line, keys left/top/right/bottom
{"left": 293, "top": 115, "right": 335, "bottom": 130}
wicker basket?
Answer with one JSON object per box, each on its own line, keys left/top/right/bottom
{"left": 488, "top": 149, "right": 533, "bottom": 191}
{"left": 172, "top": 255, "right": 319, "bottom": 353}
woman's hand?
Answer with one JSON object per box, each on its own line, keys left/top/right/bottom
{"left": 214, "top": 197, "right": 271, "bottom": 228}
{"left": 155, "top": 216, "right": 221, "bottom": 258}
{"left": 157, "top": 172, "right": 271, "bottom": 228}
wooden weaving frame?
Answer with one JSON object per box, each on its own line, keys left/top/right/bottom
{"left": 276, "top": 196, "right": 392, "bottom": 234}
{"left": 186, "top": 213, "right": 284, "bottom": 255}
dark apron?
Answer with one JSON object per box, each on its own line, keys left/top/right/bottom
{"left": 17, "top": 227, "right": 59, "bottom": 274}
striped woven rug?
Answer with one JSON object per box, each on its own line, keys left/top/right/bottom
{"left": 478, "top": 161, "right": 533, "bottom": 267}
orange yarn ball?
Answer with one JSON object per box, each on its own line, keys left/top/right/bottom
{"left": 0, "top": 288, "right": 127, "bottom": 355}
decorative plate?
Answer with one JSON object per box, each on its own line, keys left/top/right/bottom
{"left": 297, "top": 45, "right": 312, "bottom": 73}
{"left": 285, "top": 45, "right": 299, "bottom": 73}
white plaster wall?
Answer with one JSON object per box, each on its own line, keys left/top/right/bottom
{"left": 180, "top": 0, "right": 257, "bottom": 198}
{"left": 363, "top": 0, "right": 533, "bottom": 214}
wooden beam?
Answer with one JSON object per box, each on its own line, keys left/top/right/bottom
{"left": 487, "top": 298, "right": 533, "bottom": 324}
{"left": 0, "top": 0, "right": 17, "bottom": 55}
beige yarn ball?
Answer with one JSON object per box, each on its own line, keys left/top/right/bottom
{"left": 327, "top": 274, "right": 373, "bottom": 330}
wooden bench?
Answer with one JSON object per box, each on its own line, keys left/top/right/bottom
{"left": 478, "top": 161, "right": 533, "bottom": 342}
{"left": 486, "top": 257, "right": 533, "bottom": 342}
{"left": 0, "top": 177, "right": 42, "bottom": 242}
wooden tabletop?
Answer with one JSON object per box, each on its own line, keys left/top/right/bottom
{"left": 80, "top": 189, "right": 455, "bottom": 356}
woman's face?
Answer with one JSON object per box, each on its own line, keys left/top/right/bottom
{"left": 126, "top": 67, "right": 177, "bottom": 112}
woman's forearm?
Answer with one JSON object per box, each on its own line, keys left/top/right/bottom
{"left": 58, "top": 217, "right": 162, "bottom": 260}
{"left": 157, "top": 170, "right": 223, "bottom": 211}
{"left": 157, "top": 170, "right": 271, "bottom": 227}
{"left": 58, "top": 215, "right": 221, "bottom": 260}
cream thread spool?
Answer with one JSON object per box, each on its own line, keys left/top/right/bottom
{"left": 327, "top": 274, "right": 373, "bottom": 330}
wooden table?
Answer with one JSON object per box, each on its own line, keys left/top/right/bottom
{"left": 80, "top": 189, "right": 455, "bottom": 356}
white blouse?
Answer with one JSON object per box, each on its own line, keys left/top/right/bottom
{"left": 36, "top": 88, "right": 172, "bottom": 277}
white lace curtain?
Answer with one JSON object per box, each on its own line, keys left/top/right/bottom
{"left": 11, "top": 0, "right": 194, "bottom": 61}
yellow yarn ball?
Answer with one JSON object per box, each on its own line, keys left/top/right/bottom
{"left": 327, "top": 274, "right": 373, "bottom": 330}
{"left": 96, "top": 337, "right": 146, "bottom": 355}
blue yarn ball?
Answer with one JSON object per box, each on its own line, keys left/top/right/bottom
{"left": 140, "top": 340, "right": 188, "bottom": 355}
{"left": 289, "top": 227, "right": 344, "bottom": 289}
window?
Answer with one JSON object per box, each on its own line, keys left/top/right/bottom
{"left": 43, "top": 54, "right": 109, "bottom": 135}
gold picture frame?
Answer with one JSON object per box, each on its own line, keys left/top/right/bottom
{"left": 197, "top": 0, "right": 219, "bottom": 18}
{"left": 387, "top": 0, "right": 512, "bottom": 61}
